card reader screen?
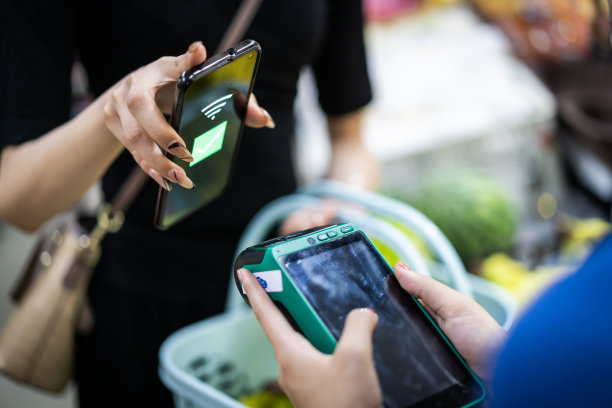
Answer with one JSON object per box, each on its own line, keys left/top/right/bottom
{"left": 283, "top": 232, "right": 482, "bottom": 408}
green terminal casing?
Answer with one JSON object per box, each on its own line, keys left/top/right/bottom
{"left": 233, "top": 223, "right": 486, "bottom": 407}
{"left": 234, "top": 224, "right": 346, "bottom": 353}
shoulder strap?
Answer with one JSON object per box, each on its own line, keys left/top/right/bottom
{"left": 110, "top": 0, "right": 263, "bottom": 217}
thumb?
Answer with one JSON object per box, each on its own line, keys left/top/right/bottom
{"left": 336, "top": 308, "right": 378, "bottom": 357}
{"left": 161, "top": 41, "right": 207, "bottom": 79}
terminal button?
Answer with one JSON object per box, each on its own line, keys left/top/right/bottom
{"left": 340, "top": 226, "right": 354, "bottom": 233}
{"left": 327, "top": 231, "right": 338, "bottom": 238}
{"left": 317, "top": 234, "right": 329, "bottom": 241}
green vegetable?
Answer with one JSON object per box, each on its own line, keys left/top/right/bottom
{"left": 410, "top": 169, "right": 517, "bottom": 266}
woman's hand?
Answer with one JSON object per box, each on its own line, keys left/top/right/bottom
{"left": 103, "top": 41, "right": 273, "bottom": 190}
{"left": 278, "top": 200, "right": 342, "bottom": 236}
{"left": 394, "top": 262, "right": 507, "bottom": 380}
{"left": 238, "top": 268, "right": 383, "bottom": 408}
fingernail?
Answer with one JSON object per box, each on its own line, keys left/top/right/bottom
{"left": 397, "top": 262, "right": 413, "bottom": 272}
{"left": 169, "top": 169, "right": 195, "bottom": 189}
{"left": 149, "top": 168, "right": 172, "bottom": 191}
{"left": 236, "top": 268, "right": 244, "bottom": 282}
{"left": 188, "top": 41, "right": 202, "bottom": 54}
{"left": 360, "top": 307, "right": 377, "bottom": 316}
{"left": 262, "top": 109, "right": 275, "bottom": 129}
{"left": 168, "top": 141, "right": 194, "bottom": 162}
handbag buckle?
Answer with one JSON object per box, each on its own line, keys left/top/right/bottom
{"left": 87, "top": 204, "right": 125, "bottom": 247}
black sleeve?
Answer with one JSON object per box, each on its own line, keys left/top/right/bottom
{"left": 311, "top": 0, "right": 373, "bottom": 116}
{"left": 0, "top": 0, "right": 75, "bottom": 150}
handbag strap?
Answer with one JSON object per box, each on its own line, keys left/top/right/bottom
{"left": 109, "top": 0, "right": 263, "bottom": 218}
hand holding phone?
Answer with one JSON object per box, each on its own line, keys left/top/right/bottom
{"left": 155, "top": 40, "right": 262, "bottom": 229}
{"left": 103, "top": 42, "right": 209, "bottom": 191}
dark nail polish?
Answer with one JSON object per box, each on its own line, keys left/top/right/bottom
{"left": 169, "top": 169, "right": 194, "bottom": 189}
{"left": 168, "top": 142, "right": 194, "bottom": 162}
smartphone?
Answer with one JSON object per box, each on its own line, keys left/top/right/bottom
{"left": 154, "top": 39, "right": 261, "bottom": 229}
{"left": 235, "top": 224, "right": 485, "bottom": 408}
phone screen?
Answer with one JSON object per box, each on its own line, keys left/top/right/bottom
{"left": 282, "top": 232, "right": 484, "bottom": 408}
{"left": 156, "top": 43, "right": 260, "bottom": 229}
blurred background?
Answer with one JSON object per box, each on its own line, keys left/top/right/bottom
{"left": 1, "top": 0, "right": 611, "bottom": 406}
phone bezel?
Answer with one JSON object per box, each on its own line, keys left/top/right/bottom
{"left": 154, "top": 39, "right": 261, "bottom": 229}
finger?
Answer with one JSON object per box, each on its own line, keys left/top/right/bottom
{"left": 244, "top": 94, "right": 275, "bottom": 129}
{"left": 123, "top": 77, "right": 192, "bottom": 162}
{"left": 394, "top": 262, "right": 471, "bottom": 321}
{"left": 127, "top": 91, "right": 193, "bottom": 163}
{"left": 238, "top": 269, "right": 299, "bottom": 350}
{"left": 279, "top": 210, "right": 314, "bottom": 235}
{"left": 138, "top": 159, "right": 172, "bottom": 191}
{"left": 116, "top": 103, "right": 195, "bottom": 190}
{"left": 104, "top": 104, "right": 172, "bottom": 191}
{"left": 336, "top": 308, "right": 378, "bottom": 357}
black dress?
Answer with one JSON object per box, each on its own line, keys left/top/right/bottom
{"left": 0, "top": 0, "right": 372, "bottom": 406}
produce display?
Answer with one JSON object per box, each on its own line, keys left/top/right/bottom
{"left": 473, "top": 0, "right": 602, "bottom": 63}
{"left": 480, "top": 215, "right": 610, "bottom": 305}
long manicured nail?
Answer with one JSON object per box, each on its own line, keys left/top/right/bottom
{"left": 262, "top": 109, "right": 275, "bottom": 129}
{"left": 169, "top": 169, "right": 195, "bottom": 189}
{"left": 149, "top": 168, "right": 171, "bottom": 191}
{"left": 168, "top": 141, "right": 194, "bottom": 162}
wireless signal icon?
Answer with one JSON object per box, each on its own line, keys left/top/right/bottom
{"left": 201, "top": 93, "right": 233, "bottom": 120}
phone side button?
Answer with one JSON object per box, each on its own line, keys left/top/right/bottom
{"left": 317, "top": 234, "right": 329, "bottom": 241}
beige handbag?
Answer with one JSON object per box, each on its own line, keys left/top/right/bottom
{"left": 0, "top": 205, "right": 123, "bottom": 391}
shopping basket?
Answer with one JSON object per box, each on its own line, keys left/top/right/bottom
{"left": 159, "top": 181, "right": 517, "bottom": 408}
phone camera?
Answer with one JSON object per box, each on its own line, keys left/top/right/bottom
{"left": 227, "top": 48, "right": 236, "bottom": 58}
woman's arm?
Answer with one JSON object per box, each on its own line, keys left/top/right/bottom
{"left": 0, "top": 43, "right": 272, "bottom": 232}
{"left": 0, "top": 87, "right": 123, "bottom": 232}
{"left": 326, "top": 109, "right": 379, "bottom": 190}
